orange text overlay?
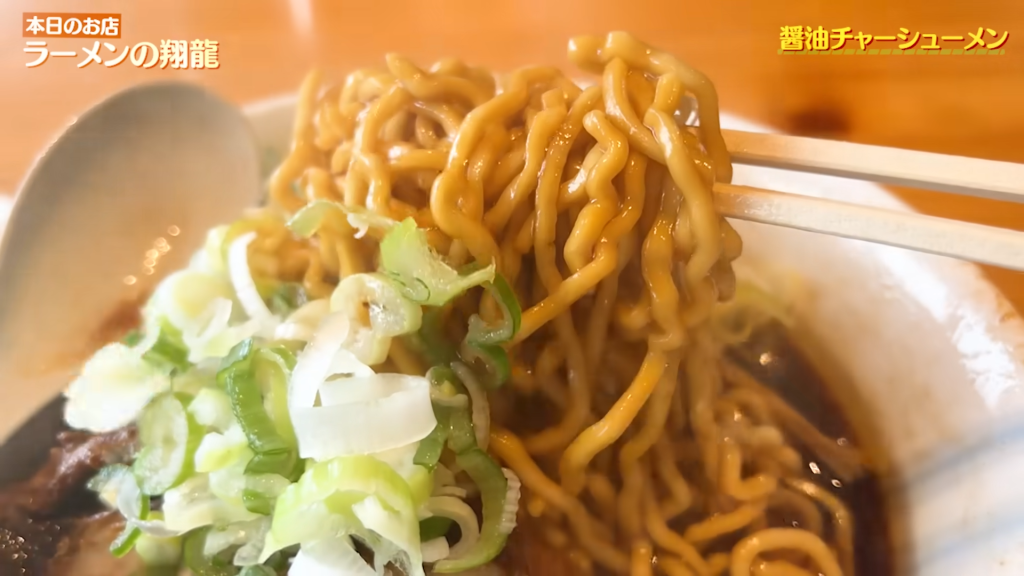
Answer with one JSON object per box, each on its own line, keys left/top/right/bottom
{"left": 780, "top": 26, "right": 1008, "bottom": 54}
{"left": 23, "top": 13, "right": 121, "bottom": 38}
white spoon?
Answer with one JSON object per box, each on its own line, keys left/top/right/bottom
{"left": 0, "top": 82, "right": 261, "bottom": 445}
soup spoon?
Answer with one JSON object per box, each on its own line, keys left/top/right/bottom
{"left": 0, "top": 82, "right": 261, "bottom": 483}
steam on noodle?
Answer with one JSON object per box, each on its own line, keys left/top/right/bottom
{"left": 246, "top": 32, "right": 864, "bottom": 576}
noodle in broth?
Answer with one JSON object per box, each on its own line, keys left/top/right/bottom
{"left": 245, "top": 31, "right": 868, "bottom": 576}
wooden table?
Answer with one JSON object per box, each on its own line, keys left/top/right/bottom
{"left": 2, "top": 0, "right": 1022, "bottom": 309}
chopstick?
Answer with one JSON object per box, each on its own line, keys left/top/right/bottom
{"left": 714, "top": 183, "right": 1024, "bottom": 272}
{"left": 722, "top": 129, "right": 1024, "bottom": 205}
{"left": 715, "top": 131, "right": 1024, "bottom": 272}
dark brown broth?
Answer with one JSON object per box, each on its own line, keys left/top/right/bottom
{"left": 728, "top": 324, "right": 894, "bottom": 576}
{"left": 494, "top": 322, "right": 895, "bottom": 576}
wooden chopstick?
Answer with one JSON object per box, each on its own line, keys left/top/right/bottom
{"left": 714, "top": 182, "right": 1024, "bottom": 272}
{"left": 722, "top": 129, "right": 1024, "bottom": 205}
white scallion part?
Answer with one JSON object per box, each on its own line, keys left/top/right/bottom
{"left": 162, "top": 475, "right": 260, "bottom": 533}
{"left": 289, "top": 312, "right": 351, "bottom": 410}
{"left": 346, "top": 206, "right": 397, "bottom": 239}
{"left": 194, "top": 426, "right": 250, "bottom": 473}
{"left": 421, "top": 537, "right": 451, "bottom": 563}
{"left": 452, "top": 362, "right": 489, "bottom": 450}
{"left": 227, "top": 232, "right": 279, "bottom": 335}
{"left": 435, "top": 485, "right": 469, "bottom": 499}
{"left": 145, "top": 269, "right": 235, "bottom": 336}
{"left": 188, "top": 225, "right": 230, "bottom": 275}
{"left": 275, "top": 299, "right": 331, "bottom": 342}
{"left": 209, "top": 457, "right": 252, "bottom": 506}
{"left": 64, "top": 343, "right": 172, "bottom": 433}
{"left": 344, "top": 327, "right": 392, "bottom": 366}
{"left": 353, "top": 496, "right": 422, "bottom": 574}
{"left": 115, "top": 468, "right": 145, "bottom": 521}
{"left": 188, "top": 387, "right": 234, "bottom": 431}
{"left": 425, "top": 496, "right": 481, "bottom": 560}
{"left": 318, "top": 374, "right": 418, "bottom": 405}
{"left": 327, "top": 349, "right": 375, "bottom": 379}
{"left": 330, "top": 273, "right": 423, "bottom": 338}
{"left": 181, "top": 298, "right": 260, "bottom": 364}
{"left": 499, "top": 468, "right": 521, "bottom": 534}
{"left": 232, "top": 522, "right": 271, "bottom": 567}
{"left": 96, "top": 467, "right": 181, "bottom": 537}
{"left": 134, "top": 531, "right": 182, "bottom": 566}
{"left": 289, "top": 538, "right": 376, "bottom": 576}
{"left": 292, "top": 375, "right": 436, "bottom": 461}
{"left": 171, "top": 363, "right": 217, "bottom": 396}
{"left": 328, "top": 272, "right": 425, "bottom": 366}
{"left": 203, "top": 517, "right": 270, "bottom": 559}
{"left": 369, "top": 442, "right": 422, "bottom": 482}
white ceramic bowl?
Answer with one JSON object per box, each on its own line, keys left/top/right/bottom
{"left": 7, "top": 94, "right": 1024, "bottom": 575}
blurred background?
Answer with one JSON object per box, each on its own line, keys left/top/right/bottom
{"left": 1, "top": 0, "right": 1022, "bottom": 308}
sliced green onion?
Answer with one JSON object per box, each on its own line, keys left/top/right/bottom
{"left": 275, "top": 299, "right": 330, "bottom": 343}
{"left": 195, "top": 427, "right": 250, "bottom": 473}
{"left": 142, "top": 321, "right": 192, "bottom": 374}
{"left": 188, "top": 225, "right": 230, "bottom": 275}
{"left": 110, "top": 523, "right": 143, "bottom": 558}
{"left": 413, "top": 421, "right": 448, "bottom": 471}
{"left": 289, "top": 538, "right": 376, "bottom": 576}
{"left": 432, "top": 448, "right": 509, "bottom": 573}
{"left": 162, "top": 475, "right": 261, "bottom": 534}
{"left": 415, "top": 373, "right": 471, "bottom": 470}
{"left": 267, "top": 281, "right": 308, "bottom": 317}
{"left": 145, "top": 269, "right": 236, "bottom": 338}
{"left": 241, "top": 473, "right": 290, "bottom": 516}
{"left": 459, "top": 341, "right": 511, "bottom": 390}
{"left": 134, "top": 392, "right": 204, "bottom": 496}
{"left": 404, "top": 307, "right": 458, "bottom": 367}
{"left": 264, "top": 345, "right": 297, "bottom": 371}
{"left": 428, "top": 364, "right": 479, "bottom": 455}
{"left": 203, "top": 517, "right": 270, "bottom": 562}
{"left": 92, "top": 464, "right": 158, "bottom": 557}
{"left": 111, "top": 474, "right": 151, "bottom": 557}
{"left": 135, "top": 514, "right": 183, "bottom": 566}
{"left": 172, "top": 365, "right": 219, "bottom": 397}
{"left": 218, "top": 340, "right": 299, "bottom": 480}
{"left": 331, "top": 272, "right": 423, "bottom": 337}
{"left": 242, "top": 489, "right": 274, "bottom": 516}
{"left": 293, "top": 374, "right": 436, "bottom": 461}
{"left": 189, "top": 387, "right": 235, "bottom": 432}
{"left": 65, "top": 342, "right": 173, "bottom": 433}
{"left": 419, "top": 516, "right": 454, "bottom": 542}
{"left": 380, "top": 218, "right": 495, "bottom": 306}
{"left": 183, "top": 527, "right": 238, "bottom": 576}
{"left": 423, "top": 536, "right": 451, "bottom": 563}
{"left": 263, "top": 455, "right": 422, "bottom": 573}
{"left": 466, "top": 273, "right": 521, "bottom": 345}
{"left": 424, "top": 496, "right": 480, "bottom": 559}
{"left": 426, "top": 367, "right": 476, "bottom": 454}
{"left": 254, "top": 348, "right": 298, "bottom": 448}
{"left": 287, "top": 199, "right": 398, "bottom": 238}
{"left": 88, "top": 463, "right": 130, "bottom": 502}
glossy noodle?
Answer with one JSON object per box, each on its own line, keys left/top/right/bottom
{"left": 251, "top": 31, "right": 866, "bottom": 576}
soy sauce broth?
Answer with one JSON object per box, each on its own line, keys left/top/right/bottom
{"left": 495, "top": 322, "right": 897, "bottom": 576}
{"left": 728, "top": 323, "right": 895, "bottom": 576}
